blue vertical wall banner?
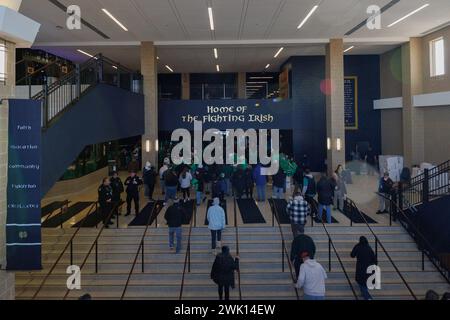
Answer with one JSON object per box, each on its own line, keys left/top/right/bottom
{"left": 6, "top": 99, "right": 42, "bottom": 271}
{"left": 344, "top": 76, "right": 358, "bottom": 130}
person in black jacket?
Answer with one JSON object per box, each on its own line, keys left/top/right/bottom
{"left": 164, "top": 199, "right": 184, "bottom": 254}
{"left": 110, "top": 171, "right": 124, "bottom": 216}
{"left": 290, "top": 234, "right": 316, "bottom": 278}
{"left": 231, "top": 167, "right": 245, "bottom": 199}
{"left": 244, "top": 166, "right": 254, "bottom": 199}
{"left": 272, "top": 169, "right": 286, "bottom": 199}
{"left": 316, "top": 174, "right": 335, "bottom": 224}
{"left": 98, "top": 177, "right": 114, "bottom": 228}
{"left": 351, "top": 236, "right": 378, "bottom": 300}
{"left": 210, "top": 246, "right": 239, "bottom": 300}
{"left": 124, "top": 171, "right": 143, "bottom": 216}
{"left": 143, "top": 162, "right": 157, "bottom": 200}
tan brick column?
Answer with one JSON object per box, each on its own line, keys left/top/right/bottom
{"left": 181, "top": 73, "right": 190, "bottom": 100}
{"left": 237, "top": 72, "right": 246, "bottom": 99}
{"left": 325, "top": 39, "right": 346, "bottom": 175}
{"left": 0, "top": 41, "right": 16, "bottom": 300}
{"left": 140, "top": 42, "right": 159, "bottom": 168}
{"left": 402, "top": 38, "right": 425, "bottom": 167}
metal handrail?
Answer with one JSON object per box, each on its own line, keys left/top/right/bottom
{"left": 42, "top": 200, "right": 69, "bottom": 224}
{"left": 310, "top": 199, "right": 358, "bottom": 300}
{"left": 346, "top": 198, "right": 418, "bottom": 300}
{"left": 377, "top": 192, "right": 450, "bottom": 284}
{"left": 233, "top": 197, "right": 242, "bottom": 300}
{"left": 32, "top": 201, "right": 98, "bottom": 299}
{"left": 270, "top": 200, "right": 300, "bottom": 300}
{"left": 62, "top": 201, "right": 125, "bottom": 299}
{"left": 16, "top": 60, "right": 65, "bottom": 85}
{"left": 120, "top": 201, "right": 162, "bottom": 300}
{"left": 178, "top": 201, "right": 196, "bottom": 300}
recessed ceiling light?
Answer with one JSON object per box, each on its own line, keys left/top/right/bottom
{"left": 343, "top": 46, "right": 355, "bottom": 53}
{"left": 208, "top": 7, "right": 215, "bottom": 31}
{"left": 388, "top": 4, "right": 430, "bottom": 28}
{"left": 112, "top": 65, "right": 118, "bottom": 69}
{"left": 216, "top": 64, "right": 220, "bottom": 72}
{"left": 214, "top": 48, "right": 218, "bottom": 59}
{"left": 77, "top": 49, "right": 96, "bottom": 59}
{"left": 165, "top": 65, "right": 174, "bottom": 72}
{"left": 274, "top": 47, "right": 284, "bottom": 58}
{"left": 265, "top": 64, "right": 270, "bottom": 69}
{"left": 102, "top": 8, "right": 128, "bottom": 31}
{"left": 297, "top": 5, "right": 319, "bottom": 29}
{"left": 157, "top": 56, "right": 160, "bottom": 60}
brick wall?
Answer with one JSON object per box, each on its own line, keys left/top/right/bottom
{"left": 0, "top": 40, "right": 16, "bottom": 300}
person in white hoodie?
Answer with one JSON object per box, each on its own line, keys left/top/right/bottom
{"left": 207, "top": 198, "right": 226, "bottom": 255}
{"left": 295, "top": 251, "right": 327, "bottom": 300}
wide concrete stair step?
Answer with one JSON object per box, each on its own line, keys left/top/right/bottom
{"left": 15, "top": 225, "right": 450, "bottom": 300}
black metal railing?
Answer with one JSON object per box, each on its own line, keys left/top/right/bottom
{"left": 178, "top": 201, "right": 197, "bottom": 300}
{"left": 32, "top": 202, "right": 98, "bottom": 299}
{"left": 378, "top": 192, "right": 450, "bottom": 284}
{"left": 404, "top": 160, "right": 450, "bottom": 206}
{"left": 345, "top": 198, "right": 418, "bottom": 300}
{"left": 62, "top": 201, "right": 125, "bottom": 299}
{"left": 309, "top": 200, "right": 358, "bottom": 300}
{"left": 233, "top": 197, "right": 242, "bottom": 300}
{"left": 120, "top": 202, "right": 162, "bottom": 300}
{"left": 269, "top": 200, "right": 299, "bottom": 300}
{"left": 42, "top": 200, "right": 69, "bottom": 225}
{"left": 28, "top": 53, "right": 140, "bottom": 129}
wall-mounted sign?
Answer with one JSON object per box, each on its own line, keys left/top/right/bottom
{"left": 158, "top": 99, "right": 294, "bottom": 131}
{"left": 6, "top": 99, "right": 42, "bottom": 271}
{"left": 61, "top": 66, "right": 68, "bottom": 74}
{"left": 26, "top": 66, "right": 34, "bottom": 74}
{"left": 344, "top": 76, "right": 358, "bottom": 130}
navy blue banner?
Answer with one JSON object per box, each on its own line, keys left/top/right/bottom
{"left": 6, "top": 99, "right": 42, "bottom": 270}
{"left": 344, "top": 76, "right": 358, "bottom": 130}
{"left": 158, "top": 99, "right": 293, "bottom": 131}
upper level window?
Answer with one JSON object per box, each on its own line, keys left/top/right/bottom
{"left": 0, "top": 42, "right": 6, "bottom": 83}
{"left": 430, "top": 37, "right": 445, "bottom": 77}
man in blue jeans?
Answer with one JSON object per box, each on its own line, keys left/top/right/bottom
{"left": 164, "top": 169, "right": 179, "bottom": 205}
{"left": 253, "top": 164, "right": 267, "bottom": 202}
{"left": 164, "top": 199, "right": 184, "bottom": 254}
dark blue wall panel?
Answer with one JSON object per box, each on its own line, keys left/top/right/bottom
{"left": 41, "top": 84, "right": 145, "bottom": 197}
{"left": 286, "top": 55, "right": 381, "bottom": 171}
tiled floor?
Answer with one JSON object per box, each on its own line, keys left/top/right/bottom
{"left": 41, "top": 171, "right": 394, "bottom": 229}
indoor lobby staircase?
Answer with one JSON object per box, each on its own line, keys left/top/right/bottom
{"left": 16, "top": 54, "right": 145, "bottom": 197}
{"left": 15, "top": 224, "right": 450, "bottom": 300}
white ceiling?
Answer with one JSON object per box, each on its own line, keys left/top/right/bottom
{"left": 21, "top": 0, "right": 450, "bottom": 72}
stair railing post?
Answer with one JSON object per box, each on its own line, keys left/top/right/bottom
{"left": 422, "top": 251, "right": 425, "bottom": 271}
{"left": 282, "top": 239, "right": 285, "bottom": 273}
{"left": 42, "top": 79, "right": 49, "bottom": 128}
{"left": 328, "top": 238, "right": 331, "bottom": 272}
{"left": 95, "top": 240, "right": 98, "bottom": 274}
{"left": 117, "top": 67, "right": 121, "bottom": 88}
{"left": 141, "top": 240, "right": 145, "bottom": 273}
{"left": 27, "top": 76, "right": 31, "bottom": 99}
{"left": 97, "top": 54, "right": 104, "bottom": 83}
{"left": 76, "top": 64, "right": 81, "bottom": 99}
{"left": 423, "top": 168, "right": 430, "bottom": 204}
{"left": 375, "top": 238, "right": 378, "bottom": 262}
{"left": 188, "top": 244, "right": 191, "bottom": 273}
{"left": 70, "top": 240, "right": 73, "bottom": 266}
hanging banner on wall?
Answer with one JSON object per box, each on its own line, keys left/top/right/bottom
{"left": 344, "top": 76, "right": 358, "bottom": 130}
{"left": 6, "top": 99, "right": 42, "bottom": 271}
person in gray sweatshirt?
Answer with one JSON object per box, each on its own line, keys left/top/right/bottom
{"left": 295, "top": 251, "right": 327, "bottom": 300}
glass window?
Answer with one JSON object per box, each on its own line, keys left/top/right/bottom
{"left": 0, "top": 42, "right": 7, "bottom": 83}
{"left": 430, "top": 37, "right": 445, "bottom": 77}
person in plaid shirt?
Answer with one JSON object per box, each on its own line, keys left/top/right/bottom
{"left": 286, "top": 193, "right": 311, "bottom": 237}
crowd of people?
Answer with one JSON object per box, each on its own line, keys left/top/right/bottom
{"left": 95, "top": 153, "right": 418, "bottom": 300}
